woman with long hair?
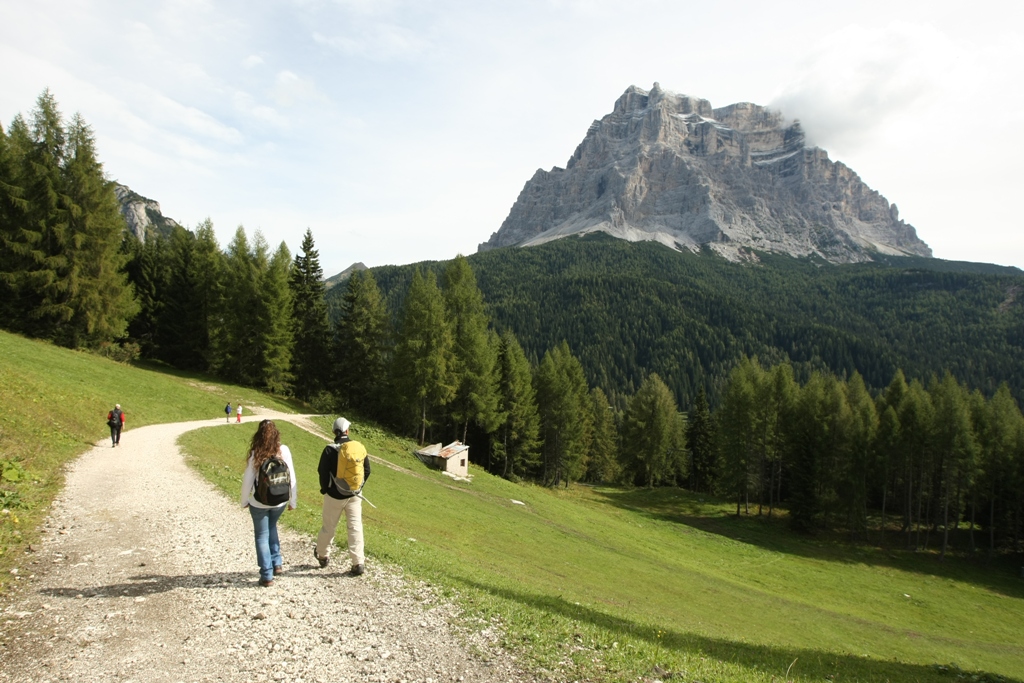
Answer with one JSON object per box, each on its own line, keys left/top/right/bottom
{"left": 240, "top": 420, "right": 297, "bottom": 587}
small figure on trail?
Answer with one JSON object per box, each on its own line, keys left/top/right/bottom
{"left": 225, "top": 402, "right": 232, "bottom": 423}
{"left": 236, "top": 403, "right": 243, "bottom": 423}
{"left": 106, "top": 404, "right": 125, "bottom": 448}
{"left": 240, "top": 419, "right": 297, "bottom": 588}
{"left": 314, "top": 417, "right": 371, "bottom": 576}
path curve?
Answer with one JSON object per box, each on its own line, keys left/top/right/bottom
{"left": 0, "top": 412, "right": 537, "bottom": 683}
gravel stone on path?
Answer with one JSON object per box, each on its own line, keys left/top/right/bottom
{"left": 0, "top": 412, "right": 541, "bottom": 682}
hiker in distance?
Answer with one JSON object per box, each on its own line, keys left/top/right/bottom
{"left": 106, "top": 404, "right": 125, "bottom": 447}
{"left": 225, "top": 402, "right": 232, "bottom": 423}
{"left": 314, "top": 417, "right": 371, "bottom": 576}
{"left": 236, "top": 403, "right": 243, "bottom": 423}
{"left": 240, "top": 420, "right": 297, "bottom": 587}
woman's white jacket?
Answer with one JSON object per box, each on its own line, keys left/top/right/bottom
{"left": 239, "top": 445, "right": 297, "bottom": 509}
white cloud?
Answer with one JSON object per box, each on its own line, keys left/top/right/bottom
{"left": 242, "top": 54, "right": 265, "bottom": 68}
{"left": 770, "top": 23, "right": 956, "bottom": 153}
{"left": 272, "top": 70, "right": 322, "bottom": 108}
{"left": 312, "top": 21, "right": 432, "bottom": 61}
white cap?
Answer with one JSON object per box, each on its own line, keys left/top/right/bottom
{"left": 333, "top": 417, "right": 351, "bottom": 434}
{"left": 115, "top": 404, "right": 120, "bottom": 408}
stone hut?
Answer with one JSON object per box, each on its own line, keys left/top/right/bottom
{"left": 414, "top": 441, "right": 470, "bottom": 479}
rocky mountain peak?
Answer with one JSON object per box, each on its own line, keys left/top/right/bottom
{"left": 114, "top": 183, "right": 181, "bottom": 241}
{"left": 479, "top": 84, "right": 931, "bottom": 263}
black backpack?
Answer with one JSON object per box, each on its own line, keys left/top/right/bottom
{"left": 254, "top": 457, "right": 291, "bottom": 506}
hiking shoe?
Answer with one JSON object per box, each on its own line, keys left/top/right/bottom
{"left": 273, "top": 565, "right": 283, "bottom": 576}
{"left": 313, "top": 546, "right": 328, "bottom": 568}
{"left": 349, "top": 564, "right": 364, "bottom": 577}
{"left": 258, "top": 578, "right": 274, "bottom": 587}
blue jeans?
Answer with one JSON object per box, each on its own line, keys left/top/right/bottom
{"left": 249, "top": 504, "right": 285, "bottom": 581}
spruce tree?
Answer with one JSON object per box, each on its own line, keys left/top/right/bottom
{"left": 844, "top": 372, "right": 878, "bottom": 538}
{"left": 686, "top": 386, "right": 716, "bottom": 493}
{"left": 258, "top": 241, "right": 294, "bottom": 393}
{"left": 874, "top": 401, "right": 901, "bottom": 545}
{"left": 977, "top": 384, "right": 1024, "bottom": 554}
{"left": 929, "top": 372, "right": 977, "bottom": 559}
{"left": 535, "top": 341, "right": 592, "bottom": 487}
{"left": 752, "top": 363, "right": 796, "bottom": 517}
{"left": 492, "top": 329, "right": 541, "bottom": 479}
{"left": 393, "top": 268, "right": 457, "bottom": 444}
{"left": 622, "top": 373, "right": 678, "bottom": 488}
{"left": 7, "top": 91, "right": 71, "bottom": 339}
{"left": 289, "top": 229, "right": 330, "bottom": 400}
{"left": 786, "top": 372, "right": 831, "bottom": 532}
{"left": 442, "top": 255, "right": 499, "bottom": 442}
{"left": 124, "top": 232, "right": 168, "bottom": 356}
{"left": 896, "top": 379, "right": 934, "bottom": 549}
{"left": 58, "top": 114, "right": 137, "bottom": 347}
{"left": 189, "top": 219, "right": 226, "bottom": 372}
{"left": 816, "top": 374, "right": 852, "bottom": 530}
{"left": 585, "top": 387, "right": 619, "bottom": 483}
{"left": 0, "top": 120, "right": 29, "bottom": 325}
{"left": 217, "top": 226, "right": 263, "bottom": 383}
{"left": 716, "top": 358, "right": 760, "bottom": 514}
{"left": 156, "top": 227, "right": 209, "bottom": 369}
{"left": 334, "top": 269, "right": 391, "bottom": 419}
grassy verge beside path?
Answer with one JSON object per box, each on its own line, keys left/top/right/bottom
{"left": 182, "top": 416, "right": 1024, "bottom": 683}
{"left": 0, "top": 329, "right": 301, "bottom": 589}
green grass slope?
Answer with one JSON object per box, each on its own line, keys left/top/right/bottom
{"left": 0, "top": 329, "right": 300, "bottom": 586}
{"left": 183, "top": 418, "right": 1024, "bottom": 683}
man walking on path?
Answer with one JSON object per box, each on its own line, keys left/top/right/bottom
{"left": 106, "top": 404, "right": 125, "bottom": 447}
{"left": 225, "top": 402, "right": 232, "bottom": 422}
{"left": 236, "top": 403, "right": 243, "bottom": 423}
{"left": 315, "top": 417, "right": 371, "bottom": 576}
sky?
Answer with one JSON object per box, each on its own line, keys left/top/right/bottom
{"left": 2, "top": 0, "right": 1022, "bottom": 275}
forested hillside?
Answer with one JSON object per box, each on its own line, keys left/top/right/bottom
{"left": 351, "top": 234, "right": 1024, "bottom": 409}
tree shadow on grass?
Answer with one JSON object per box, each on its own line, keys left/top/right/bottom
{"left": 455, "top": 575, "right": 1020, "bottom": 683}
{"left": 592, "top": 486, "right": 1024, "bottom": 600}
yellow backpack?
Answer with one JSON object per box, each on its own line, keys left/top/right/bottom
{"left": 330, "top": 440, "right": 367, "bottom": 493}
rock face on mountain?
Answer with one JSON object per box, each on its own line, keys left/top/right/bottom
{"left": 479, "top": 84, "right": 931, "bottom": 263}
{"left": 114, "top": 183, "right": 181, "bottom": 241}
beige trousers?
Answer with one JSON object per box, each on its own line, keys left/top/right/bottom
{"left": 316, "top": 494, "right": 364, "bottom": 565}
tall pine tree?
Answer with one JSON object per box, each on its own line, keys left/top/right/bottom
{"left": 334, "top": 269, "right": 392, "bottom": 419}
{"left": 442, "top": 255, "right": 499, "bottom": 442}
{"left": 393, "top": 268, "right": 457, "bottom": 444}
{"left": 257, "top": 241, "right": 294, "bottom": 394}
{"left": 217, "top": 226, "right": 263, "bottom": 383}
{"left": 0, "top": 119, "right": 28, "bottom": 324}
{"left": 492, "top": 329, "right": 541, "bottom": 480}
{"left": 535, "top": 341, "right": 592, "bottom": 487}
{"left": 622, "top": 373, "right": 679, "bottom": 488}
{"left": 289, "top": 229, "right": 330, "bottom": 400}
{"left": 686, "top": 386, "right": 716, "bottom": 493}
{"left": 58, "top": 114, "right": 137, "bottom": 347}
{"left": 585, "top": 387, "right": 620, "bottom": 483}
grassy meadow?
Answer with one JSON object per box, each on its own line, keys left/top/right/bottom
{"left": 0, "top": 329, "right": 301, "bottom": 586}
{"left": 182, "top": 417, "right": 1024, "bottom": 683}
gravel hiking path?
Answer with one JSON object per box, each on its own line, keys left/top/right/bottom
{"left": 0, "top": 412, "right": 540, "bottom": 683}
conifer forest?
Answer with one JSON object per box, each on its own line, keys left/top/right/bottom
{"left": 3, "top": 91, "right": 1024, "bottom": 555}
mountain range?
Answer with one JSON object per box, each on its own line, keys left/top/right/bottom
{"left": 479, "top": 83, "right": 931, "bottom": 264}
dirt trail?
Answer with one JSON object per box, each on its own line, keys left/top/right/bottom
{"left": 0, "top": 412, "right": 536, "bottom": 683}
